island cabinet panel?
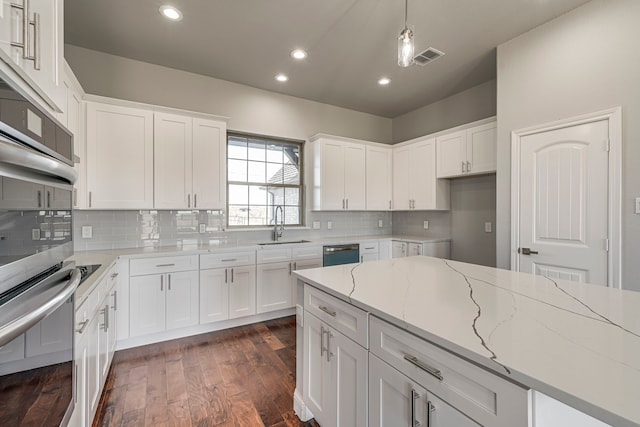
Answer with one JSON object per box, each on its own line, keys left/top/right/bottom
{"left": 303, "top": 311, "right": 368, "bottom": 427}
{"left": 369, "top": 316, "right": 530, "bottom": 427}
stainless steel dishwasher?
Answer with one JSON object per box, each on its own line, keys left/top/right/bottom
{"left": 322, "top": 243, "right": 360, "bottom": 266}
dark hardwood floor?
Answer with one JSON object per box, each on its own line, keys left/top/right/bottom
{"left": 93, "top": 316, "right": 319, "bottom": 427}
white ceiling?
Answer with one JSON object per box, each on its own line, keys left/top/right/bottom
{"left": 64, "top": 0, "right": 591, "bottom": 118}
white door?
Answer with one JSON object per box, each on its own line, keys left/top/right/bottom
{"left": 344, "top": 143, "right": 366, "bottom": 210}
{"left": 410, "top": 139, "right": 437, "bottom": 209}
{"left": 369, "top": 353, "right": 427, "bottom": 427}
{"left": 517, "top": 120, "right": 609, "bottom": 285}
{"left": 193, "top": 118, "right": 226, "bottom": 209}
{"left": 166, "top": 271, "right": 199, "bottom": 330}
{"left": 392, "top": 147, "right": 410, "bottom": 210}
{"left": 129, "top": 274, "right": 166, "bottom": 337}
{"left": 332, "top": 329, "right": 368, "bottom": 427}
{"left": 228, "top": 265, "right": 256, "bottom": 319}
{"left": 200, "top": 268, "right": 229, "bottom": 324}
{"left": 366, "top": 145, "right": 392, "bottom": 211}
{"left": 154, "top": 112, "right": 192, "bottom": 209}
{"left": 257, "top": 261, "right": 293, "bottom": 313}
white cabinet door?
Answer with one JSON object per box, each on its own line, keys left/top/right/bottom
{"left": 107, "top": 287, "right": 117, "bottom": 364}
{"left": 369, "top": 354, "right": 428, "bottom": 427}
{"left": 166, "top": 271, "right": 199, "bottom": 331}
{"left": 317, "top": 140, "right": 345, "bottom": 210}
{"left": 408, "top": 242, "right": 422, "bottom": 256}
{"left": 332, "top": 328, "right": 368, "bottom": 427}
{"left": 257, "top": 261, "right": 293, "bottom": 313}
{"left": 86, "top": 312, "right": 102, "bottom": 422}
{"left": 98, "top": 301, "right": 109, "bottom": 380}
{"left": 378, "top": 240, "right": 392, "bottom": 260}
{"left": 410, "top": 138, "right": 437, "bottom": 210}
{"left": 228, "top": 265, "right": 256, "bottom": 319}
{"left": 436, "top": 130, "right": 466, "bottom": 178}
{"left": 427, "top": 391, "right": 481, "bottom": 427}
{"left": 193, "top": 117, "right": 226, "bottom": 209}
{"left": 0, "top": 334, "right": 24, "bottom": 363}
{"left": 200, "top": 268, "right": 229, "bottom": 324}
{"left": 392, "top": 146, "right": 410, "bottom": 210}
{"left": 392, "top": 241, "right": 407, "bottom": 258}
{"left": 344, "top": 143, "right": 366, "bottom": 210}
{"left": 361, "top": 253, "right": 378, "bottom": 263}
{"left": 466, "top": 122, "right": 496, "bottom": 175}
{"left": 0, "top": 0, "right": 64, "bottom": 111}
{"left": 72, "top": 329, "right": 89, "bottom": 427}
{"left": 154, "top": 112, "right": 192, "bottom": 209}
{"left": 86, "top": 102, "right": 154, "bottom": 209}
{"left": 303, "top": 313, "right": 331, "bottom": 427}
{"left": 129, "top": 274, "right": 165, "bottom": 337}
{"left": 366, "top": 145, "right": 392, "bottom": 210}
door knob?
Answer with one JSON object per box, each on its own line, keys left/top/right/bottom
{"left": 518, "top": 247, "right": 539, "bottom": 255}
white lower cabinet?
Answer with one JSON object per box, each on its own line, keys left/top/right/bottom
{"left": 257, "top": 261, "right": 293, "bottom": 313}
{"left": 369, "top": 354, "right": 479, "bottom": 427}
{"left": 303, "top": 312, "right": 368, "bottom": 427}
{"left": 228, "top": 265, "right": 256, "bottom": 319}
{"left": 129, "top": 270, "right": 199, "bottom": 337}
{"left": 199, "top": 268, "right": 229, "bottom": 323}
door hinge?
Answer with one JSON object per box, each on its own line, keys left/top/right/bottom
{"left": 605, "top": 238, "right": 610, "bottom": 252}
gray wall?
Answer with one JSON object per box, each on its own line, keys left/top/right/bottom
{"left": 392, "top": 80, "right": 496, "bottom": 143}
{"left": 65, "top": 45, "right": 392, "bottom": 144}
{"left": 496, "top": 0, "right": 640, "bottom": 291}
{"left": 392, "top": 211, "right": 451, "bottom": 239}
{"left": 450, "top": 175, "right": 496, "bottom": 267}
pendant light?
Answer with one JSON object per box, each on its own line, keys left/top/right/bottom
{"left": 398, "top": 0, "right": 414, "bottom": 67}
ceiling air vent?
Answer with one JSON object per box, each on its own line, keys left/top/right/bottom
{"left": 414, "top": 47, "right": 445, "bottom": 66}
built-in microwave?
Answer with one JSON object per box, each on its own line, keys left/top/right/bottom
{"left": 0, "top": 75, "right": 79, "bottom": 426}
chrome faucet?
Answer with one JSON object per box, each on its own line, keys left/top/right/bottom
{"left": 273, "top": 205, "right": 284, "bottom": 241}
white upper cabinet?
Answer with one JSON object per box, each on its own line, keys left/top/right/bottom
{"left": 393, "top": 137, "right": 449, "bottom": 211}
{"left": 0, "top": 0, "right": 64, "bottom": 111}
{"left": 154, "top": 113, "right": 226, "bottom": 210}
{"left": 312, "top": 137, "right": 366, "bottom": 211}
{"left": 436, "top": 121, "right": 496, "bottom": 178}
{"left": 86, "top": 102, "right": 154, "bottom": 209}
{"left": 366, "top": 145, "right": 392, "bottom": 210}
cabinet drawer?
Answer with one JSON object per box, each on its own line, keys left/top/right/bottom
{"left": 257, "top": 248, "right": 291, "bottom": 264}
{"left": 370, "top": 316, "right": 529, "bottom": 427}
{"left": 130, "top": 255, "right": 199, "bottom": 276}
{"left": 359, "top": 241, "right": 379, "bottom": 254}
{"left": 200, "top": 251, "right": 256, "bottom": 269}
{"left": 304, "top": 284, "right": 368, "bottom": 348}
{"left": 291, "top": 245, "right": 322, "bottom": 261}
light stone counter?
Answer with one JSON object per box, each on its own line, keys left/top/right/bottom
{"left": 294, "top": 256, "right": 640, "bottom": 427}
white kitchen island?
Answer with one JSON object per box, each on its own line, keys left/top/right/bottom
{"left": 293, "top": 256, "right": 640, "bottom": 427}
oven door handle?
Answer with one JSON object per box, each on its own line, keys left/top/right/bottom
{"left": 0, "top": 268, "right": 80, "bottom": 347}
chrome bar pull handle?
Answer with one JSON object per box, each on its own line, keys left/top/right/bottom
{"left": 461, "top": 161, "right": 465, "bottom": 173}
{"left": 46, "top": 190, "right": 51, "bottom": 208}
{"left": 404, "top": 354, "right": 443, "bottom": 381}
{"left": 112, "top": 290, "right": 118, "bottom": 311}
{"left": 187, "top": 193, "right": 191, "bottom": 208}
{"left": 293, "top": 262, "right": 297, "bottom": 270}
{"left": 326, "top": 331, "right": 334, "bottom": 362}
{"left": 320, "top": 326, "right": 326, "bottom": 357}
{"left": 318, "top": 305, "right": 337, "bottom": 317}
{"left": 32, "top": 11, "right": 40, "bottom": 70}
{"left": 289, "top": 262, "right": 292, "bottom": 275}
{"left": 160, "top": 275, "right": 164, "bottom": 291}
{"left": 426, "top": 400, "right": 435, "bottom": 427}
{"left": 411, "top": 389, "right": 421, "bottom": 427}
{"left": 89, "top": 191, "right": 92, "bottom": 208}
{"left": 76, "top": 319, "right": 89, "bottom": 334}
{"left": 156, "top": 263, "right": 175, "bottom": 267}
{"left": 37, "top": 190, "right": 41, "bottom": 207}
{"left": 194, "top": 194, "right": 197, "bottom": 208}
{"left": 225, "top": 268, "right": 228, "bottom": 283}
{"left": 346, "top": 198, "right": 349, "bottom": 209}
{"left": 231, "top": 268, "right": 234, "bottom": 283}
{"left": 168, "top": 273, "right": 171, "bottom": 290}
{"left": 466, "top": 161, "right": 471, "bottom": 173}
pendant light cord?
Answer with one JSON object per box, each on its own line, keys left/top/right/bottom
{"left": 404, "top": 0, "right": 408, "bottom": 28}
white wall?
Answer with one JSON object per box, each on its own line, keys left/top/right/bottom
{"left": 65, "top": 45, "right": 392, "bottom": 143}
{"left": 392, "top": 80, "right": 496, "bottom": 143}
{"left": 496, "top": 0, "right": 640, "bottom": 290}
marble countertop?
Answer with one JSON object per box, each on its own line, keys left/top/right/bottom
{"left": 67, "top": 235, "right": 449, "bottom": 308}
{"left": 294, "top": 256, "right": 640, "bottom": 427}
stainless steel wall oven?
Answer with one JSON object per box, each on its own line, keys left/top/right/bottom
{"left": 0, "top": 76, "right": 79, "bottom": 426}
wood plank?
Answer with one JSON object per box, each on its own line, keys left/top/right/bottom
{"left": 166, "top": 358, "right": 188, "bottom": 403}
{"left": 166, "top": 399, "right": 192, "bottom": 427}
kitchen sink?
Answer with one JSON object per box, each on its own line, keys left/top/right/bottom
{"left": 258, "top": 240, "right": 311, "bottom": 245}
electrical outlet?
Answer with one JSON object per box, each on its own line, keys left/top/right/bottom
{"left": 423, "top": 221, "right": 429, "bottom": 230}
{"left": 313, "top": 221, "right": 320, "bottom": 230}
{"left": 378, "top": 219, "right": 384, "bottom": 228}
{"left": 81, "top": 225, "right": 93, "bottom": 239}
{"left": 199, "top": 223, "right": 206, "bottom": 233}
{"left": 32, "top": 229, "right": 41, "bottom": 240}
{"left": 327, "top": 221, "right": 333, "bottom": 230}
{"left": 636, "top": 198, "right": 640, "bottom": 214}
{"left": 485, "top": 222, "right": 492, "bottom": 233}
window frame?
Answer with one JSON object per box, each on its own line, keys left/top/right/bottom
{"left": 226, "top": 131, "right": 305, "bottom": 229}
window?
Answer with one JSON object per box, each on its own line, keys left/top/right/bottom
{"left": 227, "top": 133, "right": 304, "bottom": 227}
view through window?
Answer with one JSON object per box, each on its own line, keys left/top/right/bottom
{"left": 227, "top": 133, "right": 303, "bottom": 227}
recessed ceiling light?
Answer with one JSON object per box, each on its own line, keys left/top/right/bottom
{"left": 275, "top": 74, "right": 289, "bottom": 82}
{"left": 378, "top": 77, "right": 391, "bottom": 86}
{"left": 291, "top": 49, "right": 307, "bottom": 60}
{"left": 159, "top": 5, "right": 183, "bottom": 21}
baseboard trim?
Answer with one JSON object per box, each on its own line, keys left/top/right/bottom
{"left": 293, "top": 388, "right": 314, "bottom": 422}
